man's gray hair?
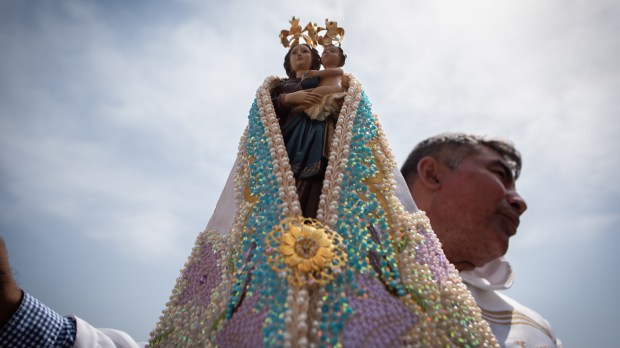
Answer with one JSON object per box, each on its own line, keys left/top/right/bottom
{"left": 401, "top": 132, "right": 522, "bottom": 183}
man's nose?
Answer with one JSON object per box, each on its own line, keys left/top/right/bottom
{"left": 508, "top": 190, "right": 527, "bottom": 215}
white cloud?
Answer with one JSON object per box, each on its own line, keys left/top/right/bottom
{"left": 1, "top": 0, "right": 618, "bottom": 344}
{"left": 2, "top": 0, "right": 618, "bottom": 264}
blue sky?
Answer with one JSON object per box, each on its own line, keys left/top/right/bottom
{"left": 1, "top": 0, "right": 618, "bottom": 345}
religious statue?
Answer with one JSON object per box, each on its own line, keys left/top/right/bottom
{"left": 148, "top": 18, "right": 499, "bottom": 348}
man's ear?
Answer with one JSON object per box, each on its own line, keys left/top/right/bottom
{"left": 416, "top": 156, "right": 444, "bottom": 190}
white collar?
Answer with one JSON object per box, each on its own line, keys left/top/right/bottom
{"left": 459, "top": 256, "right": 514, "bottom": 290}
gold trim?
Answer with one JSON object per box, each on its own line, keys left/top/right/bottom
{"left": 243, "top": 156, "right": 259, "bottom": 204}
{"left": 481, "top": 308, "right": 554, "bottom": 340}
{"left": 363, "top": 137, "right": 395, "bottom": 229}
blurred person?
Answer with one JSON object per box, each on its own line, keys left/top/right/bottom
{"left": 401, "top": 132, "right": 563, "bottom": 348}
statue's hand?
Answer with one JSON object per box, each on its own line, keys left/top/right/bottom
{"left": 285, "top": 91, "right": 322, "bottom": 107}
{"left": 302, "top": 70, "right": 319, "bottom": 80}
{"left": 302, "top": 92, "right": 322, "bottom": 106}
{"left": 0, "top": 239, "right": 22, "bottom": 328}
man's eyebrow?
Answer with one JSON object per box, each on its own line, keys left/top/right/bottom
{"left": 492, "top": 159, "right": 514, "bottom": 181}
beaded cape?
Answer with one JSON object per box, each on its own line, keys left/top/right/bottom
{"left": 148, "top": 74, "right": 499, "bottom": 347}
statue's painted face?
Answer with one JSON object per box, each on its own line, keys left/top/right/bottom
{"left": 289, "top": 44, "right": 313, "bottom": 73}
{"left": 321, "top": 45, "right": 343, "bottom": 68}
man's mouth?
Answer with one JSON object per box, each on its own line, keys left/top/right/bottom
{"left": 500, "top": 212, "right": 519, "bottom": 236}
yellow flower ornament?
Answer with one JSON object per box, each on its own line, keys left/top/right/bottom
{"left": 280, "top": 223, "right": 333, "bottom": 272}
{"left": 268, "top": 217, "right": 347, "bottom": 286}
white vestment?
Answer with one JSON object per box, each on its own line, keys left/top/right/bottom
{"left": 72, "top": 316, "right": 145, "bottom": 348}
{"left": 460, "top": 257, "right": 563, "bottom": 348}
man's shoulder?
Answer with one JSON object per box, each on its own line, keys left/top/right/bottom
{"left": 467, "top": 284, "right": 562, "bottom": 347}
{"left": 461, "top": 259, "right": 562, "bottom": 347}
{"left": 473, "top": 286, "right": 554, "bottom": 332}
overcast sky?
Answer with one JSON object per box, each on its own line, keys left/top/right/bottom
{"left": 1, "top": 0, "right": 618, "bottom": 346}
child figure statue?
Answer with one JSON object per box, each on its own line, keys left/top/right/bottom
{"left": 300, "top": 44, "right": 347, "bottom": 121}
{"left": 149, "top": 19, "right": 499, "bottom": 348}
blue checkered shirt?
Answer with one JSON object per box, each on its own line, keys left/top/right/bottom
{"left": 0, "top": 292, "right": 76, "bottom": 347}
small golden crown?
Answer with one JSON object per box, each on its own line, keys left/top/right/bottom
{"left": 279, "top": 17, "right": 345, "bottom": 48}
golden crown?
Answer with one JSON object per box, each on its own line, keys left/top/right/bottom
{"left": 279, "top": 17, "right": 345, "bottom": 48}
